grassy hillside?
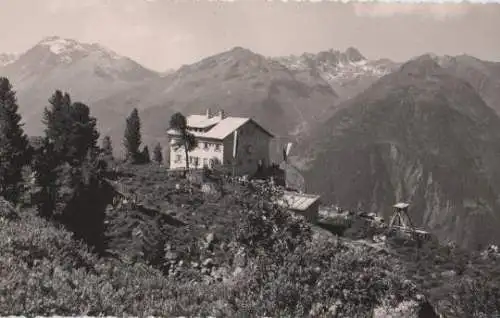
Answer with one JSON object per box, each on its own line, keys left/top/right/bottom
{"left": 1, "top": 162, "right": 499, "bottom": 316}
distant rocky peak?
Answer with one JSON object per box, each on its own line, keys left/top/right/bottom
{"left": 314, "top": 50, "right": 341, "bottom": 64}
{"left": 225, "top": 46, "right": 266, "bottom": 63}
{"left": 38, "top": 36, "right": 86, "bottom": 55}
{"left": 36, "top": 35, "right": 121, "bottom": 60}
{"left": 0, "top": 53, "right": 19, "bottom": 66}
{"left": 344, "top": 47, "right": 365, "bottom": 62}
{"left": 400, "top": 54, "right": 442, "bottom": 77}
{"left": 300, "top": 47, "right": 366, "bottom": 66}
{"left": 229, "top": 46, "right": 255, "bottom": 55}
{"left": 183, "top": 46, "right": 268, "bottom": 74}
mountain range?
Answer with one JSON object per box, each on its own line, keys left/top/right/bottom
{"left": 273, "top": 48, "right": 399, "bottom": 102}
{"left": 2, "top": 36, "right": 500, "bottom": 249}
{"left": 0, "top": 37, "right": 398, "bottom": 148}
{"left": 0, "top": 36, "right": 159, "bottom": 135}
{"left": 295, "top": 55, "right": 500, "bottom": 249}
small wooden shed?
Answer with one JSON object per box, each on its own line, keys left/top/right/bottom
{"left": 278, "top": 191, "right": 321, "bottom": 223}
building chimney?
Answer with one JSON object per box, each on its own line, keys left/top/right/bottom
{"left": 217, "top": 109, "right": 226, "bottom": 119}
{"left": 206, "top": 108, "right": 213, "bottom": 118}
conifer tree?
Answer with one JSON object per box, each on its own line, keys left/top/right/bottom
{"left": 43, "top": 91, "right": 72, "bottom": 159}
{"left": 67, "top": 102, "right": 99, "bottom": 163}
{"left": 153, "top": 143, "right": 163, "bottom": 164}
{"left": 142, "top": 146, "right": 150, "bottom": 163}
{"left": 60, "top": 149, "right": 108, "bottom": 252}
{"left": 31, "top": 137, "right": 61, "bottom": 218}
{"left": 43, "top": 92, "right": 98, "bottom": 165}
{"left": 123, "top": 108, "right": 142, "bottom": 163}
{"left": 0, "top": 77, "right": 31, "bottom": 204}
{"left": 34, "top": 90, "right": 106, "bottom": 251}
{"left": 102, "top": 135, "right": 113, "bottom": 158}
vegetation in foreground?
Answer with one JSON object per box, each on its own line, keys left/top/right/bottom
{"left": 2, "top": 162, "right": 500, "bottom": 317}
{"left": 1, "top": 175, "right": 421, "bottom": 317}
{"left": 0, "top": 76, "right": 499, "bottom": 316}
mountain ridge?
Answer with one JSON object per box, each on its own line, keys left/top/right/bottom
{"left": 91, "top": 45, "right": 404, "bottom": 156}
{"left": 273, "top": 47, "right": 400, "bottom": 103}
{"left": 0, "top": 36, "right": 160, "bottom": 135}
{"left": 2, "top": 36, "right": 500, "bottom": 175}
{"left": 294, "top": 55, "right": 500, "bottom": 250}
{"left": 90, "top": 45, "right": 343, "bottom": 156}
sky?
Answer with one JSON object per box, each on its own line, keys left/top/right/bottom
{"left": 0, "top": 0, "right": 498, "bottom": 71}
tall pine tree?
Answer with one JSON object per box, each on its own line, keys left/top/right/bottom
{"left": 0, "top": 77, "right": 31, "bottom": 204}
{"left": 67, "top": 102, "right": 99, "bottom": 163}
{"left": 43, "top": 91, "right": 72, "bottom": 160}
{"left": 153, "top": 142, "right": 163, "bottom": 164}
{"left": 123, "top": 108, "right": 142, "bottom": 163}
{"left": 60, "top": 149, "right": 109, "bottom": 252}
{"left": 32, "top": 137, "right": 61, "bottom": 218}
{"left": 102, "top": 135, "right": 113, "bottom": 158}
{"left": 142, "top": 145, "right": 150, "bottom": 163}
{"left": 43, "top": 92, "right": 98, "bottom": 165}
{"left": 34, "top": 90, "right": 107, "bottom": 251}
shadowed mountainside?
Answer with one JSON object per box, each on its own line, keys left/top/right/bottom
{"left": 434, "top": 54, "right": 500, "bottom": 115}
{"left": 295, "top": 54, "right": 500, "bottom": 250}
{"left": 94, "top": 46, "right": 339, "bottom": 154}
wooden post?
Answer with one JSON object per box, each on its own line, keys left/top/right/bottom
{"left": 232, "top": 130, "right": 238, "bottom": 177}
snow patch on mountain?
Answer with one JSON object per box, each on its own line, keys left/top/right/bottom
{"left": 39, "top": 36, "right": 86, "bottom": 55}
{"left": 160, "top": 68, "right": 176, "bottom": 77}
{"left": 37, "top": 36, "right": 124, "bottom": 64}
{"left": 0, "top": 53, "right": 20, "bottom": 67}
{"left": 274, "top": 49, "right": 393, "bottom": 86}
{"left": 318, "top": 59, "right": 391, "bottom": 82}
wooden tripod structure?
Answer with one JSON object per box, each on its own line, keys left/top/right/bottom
{"left": 389, "top": 203, "right": 414, "bottom": 230}
{"left": 388, "top": 202, "right": 431, "bottom": 241}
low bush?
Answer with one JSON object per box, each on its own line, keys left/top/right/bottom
{"left": 3, "top": 163, "right": 499, "bottom": 317}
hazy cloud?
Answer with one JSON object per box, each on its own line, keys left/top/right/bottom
{"left": 0, "top": 1, "right": 498, "bottom": 71}
{"left": 46, "top": 0, "right": 108, "bottom": 14}
{"left": 353, "top": 3, "right": 471, "bottom": 20}
{"left": 169, "top": 34, "right": 195, "bottom": 45}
